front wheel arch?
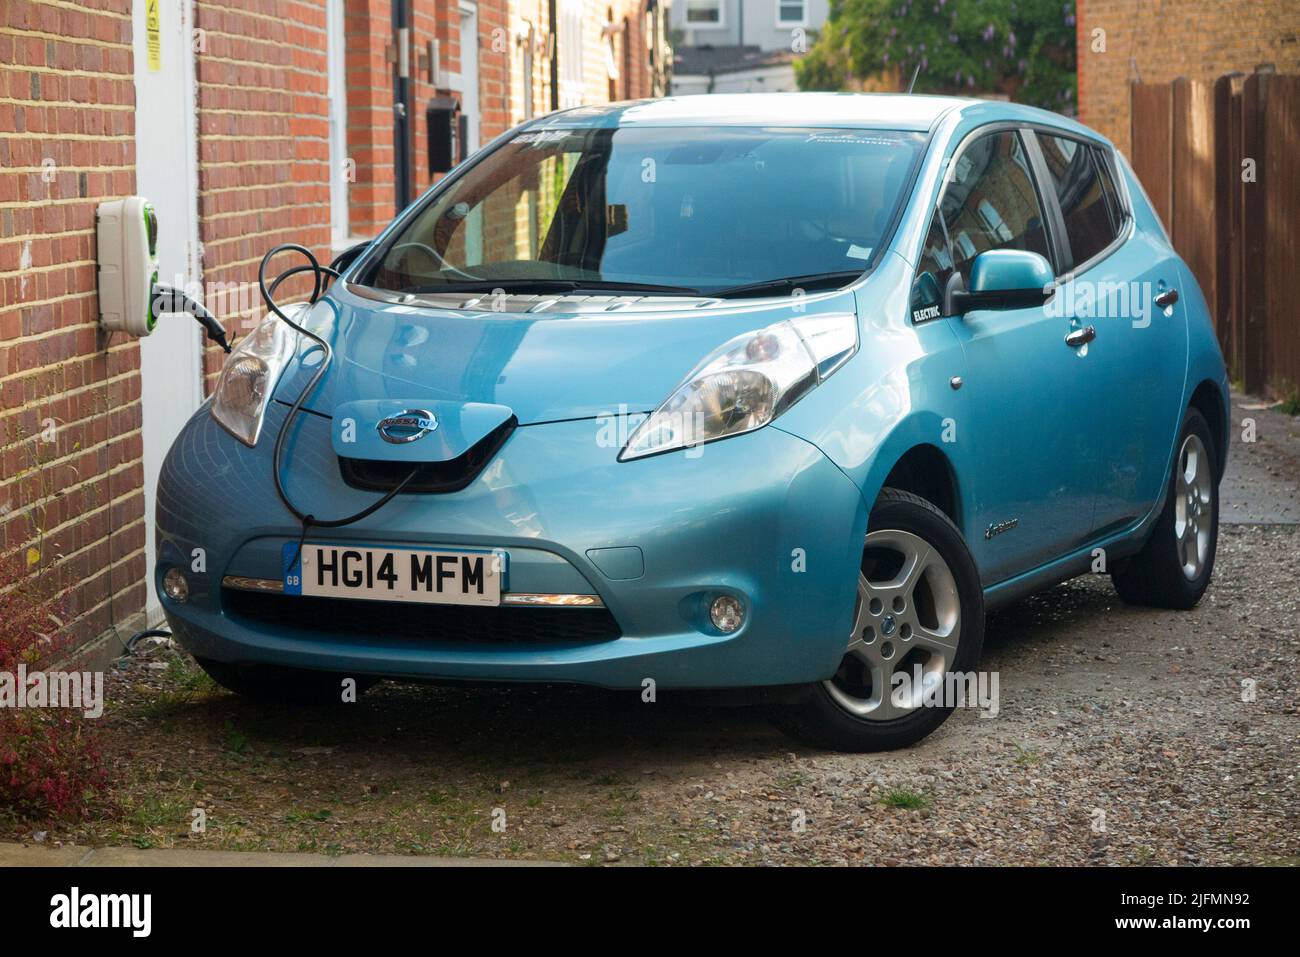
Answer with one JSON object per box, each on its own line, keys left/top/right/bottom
{"left": 1188, "top": 379, "right": 1229, "bottom": 483}
{"left": 879, "top": 443, "right": 962, "bottom": 529}
{"left": 772, "top": 486, "right": 986, "bottom": 752}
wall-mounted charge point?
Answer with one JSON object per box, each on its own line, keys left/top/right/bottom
{"left": 96, "top": 196, "right": 159, "bottom": 337}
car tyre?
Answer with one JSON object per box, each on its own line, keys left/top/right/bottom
{"left": 1112, "top": 407, "right": 1219, "bottom": 610}
{"left": 195, "top": 657, "right": 378, "bottom": 705}
{"left": 773, "top": 487, "right": 986, "bottom": 752}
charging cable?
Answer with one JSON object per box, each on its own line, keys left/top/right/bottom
{"left": 256, "top": 244, "right": 420, "bottom": 571}
{"left": 151, "top": 285, "right": 232, "bottom": 353}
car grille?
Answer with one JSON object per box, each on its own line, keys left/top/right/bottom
{"left": 222, "top": 589, "right": 622, "bottom": 645}
{"left": 338, "top": 417, "right": 516, "bottom": 493}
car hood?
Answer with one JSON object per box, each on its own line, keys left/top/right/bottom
{"left": 271, "top": 281, "right": 861, "bottom": 426}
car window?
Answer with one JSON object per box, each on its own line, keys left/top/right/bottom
{"left": 1037, "top": 133, "right": 1121, "bottom": 268}
{"left": 935, "top": 130, "right": 1052, "bottom": 287}
{"left": 1090, "top": 145, "right": 1127, "bottom": 236}
{"left": 362, "top": 126, "right": 927, "bottom": 295}
{"left": 911, "top": 211, "right": 951, "bottom": 320}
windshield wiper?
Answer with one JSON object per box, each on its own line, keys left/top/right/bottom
{"left": 405, "top": 278, "right": 704, "bottom": 296}
{"left": 711, "top": 270, "right": 866, "bottom": 299}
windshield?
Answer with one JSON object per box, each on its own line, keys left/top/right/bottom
{"left": 361, "top": 126, "right": 927, "bottom": 297}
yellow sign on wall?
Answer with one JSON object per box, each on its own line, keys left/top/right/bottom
{"left": 145, "top": 0, "right": 161, "bottom": 71}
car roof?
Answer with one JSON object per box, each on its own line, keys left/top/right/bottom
{"left": 523, "top": 93, "right": 1101, "bottom": 142}
{"left": 527, "top": 93, "right": 973, "bottom": 132}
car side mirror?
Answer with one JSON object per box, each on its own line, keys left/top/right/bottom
{"left": 951, "top": 249, "right": 1054, "bottom": 314}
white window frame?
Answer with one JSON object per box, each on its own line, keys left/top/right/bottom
{"left": 559, "top": 0, "right": 586, "bottom": 108}
{"left": 775, "top": 0, "right": 806, "bottom": 27}
{"left": 685, "top": 0, "right": 725, "bottom": 28}
{"left": 326, "top": 0, "right": 349, "bottom": 249}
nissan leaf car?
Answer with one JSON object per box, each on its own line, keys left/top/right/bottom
{"left": 156, "top": 94, "right": 1229, "bottom": 751}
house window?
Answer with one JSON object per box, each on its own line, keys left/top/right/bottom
{"left": 559, "top": 0, "right": 586, "bottom": 108}
{"left": 686, "top": 0, "right": 723, "bottom": 25}
{"left": 776, "top": 0, "right": 805, "bottom": 25}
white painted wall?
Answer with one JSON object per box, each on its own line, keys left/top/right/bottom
{"left": 671, "top": 0, "right": 829, "bottom": 54}
{"left": 132, "top": 0, "right": 203, "bottom": 623}
{"left": 671, "top": 63, "right": 797, "bottom": 94}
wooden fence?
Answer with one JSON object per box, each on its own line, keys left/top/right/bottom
{"left": 1130, "top": 73, "right": 1300, "bottom": 398}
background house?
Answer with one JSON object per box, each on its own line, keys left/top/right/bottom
{"left": 1076, "top": 0, "right": 1300, "bottom": 157}
{"left": 0, "top": 0, "right": 671, "bottom": 653}
{"left": 670, "top": 43, "right": 795, "bottom": 94}
{"left": 1075, "top": 0, "right": 1300, "bottom": 399}
{"left": 670, "top": 0, "right": 826, "bottom": 93}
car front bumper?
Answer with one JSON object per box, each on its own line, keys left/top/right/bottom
{"left": 156, "top": 400, "right": 868, "bottom": 689}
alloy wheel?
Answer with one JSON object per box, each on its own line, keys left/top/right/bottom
{"left": 1175, "top": 433, "right": 1214, "bottom": 581}
{"left": 824, "top": 528, "right": 962, "bottom": 721}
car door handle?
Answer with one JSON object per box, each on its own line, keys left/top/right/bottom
{"left": 1065, "top": 325, "right": 1096, "bottom": 348}
{"left": 1155, "top": 288, "right": 1179, "bottom": 308}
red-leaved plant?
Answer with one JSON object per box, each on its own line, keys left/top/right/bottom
{"left": 0, "top": 558, "right": 108, "bottom": 823}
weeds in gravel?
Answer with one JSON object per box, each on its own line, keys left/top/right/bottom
{"left": 222, "top": 720, "right": 249, "bottom": 754}
{"left": 604, "top": 789, "right": 641, "bottom": 819}
{"left": 776, "top": 770, "right": 807, "bottom": 788}
{"left": 879, "top": 789, "right": 930, "bottom": 810}
{"left": 116, "top": 793, "right": 191, "bottom": 848}
{"left": 166, "top": 655, "right": 217, "bottom": 693}
{"left": 1012, "top": 743, "right": 1042, "bottom": 766}
{"left": 131, "top": 658, "right": 218, "bottom": 723}
{"left": 1277, "top": 385, "right": 1300, "bottom": 417}
{"left": 284, "top": 809, "right": 332, "bottom": 824}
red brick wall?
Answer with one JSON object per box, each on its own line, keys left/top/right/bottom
{"left": 408, "top": 1, "right": 463, "bottom": 198}
{"left": 0, "top": 0, "right": 671, "bottom": 654}
{"left": 195, "top": 0, "right": 334, "bottom": 385}
{"left": 478, "top": 0, "right": 512, "bottom": 140}
{"left": 0, "top": 0, "right": 146, "bottom": 646}
{"left": 345, "top": 0, "right": 395, "bottom": 238}
{"left": 1077, "top": 0, "right": 1300, "bottom": 157}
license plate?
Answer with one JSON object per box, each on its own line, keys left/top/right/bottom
{"left": 282, "top": 543, "right": 505, "bottom": 606}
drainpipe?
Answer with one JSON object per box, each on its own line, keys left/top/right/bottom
{"left": 392, "top": 0, "right": 413, "bottom": 209}
{"left": 549, "top": 0, "right": 559, "bottom": 110}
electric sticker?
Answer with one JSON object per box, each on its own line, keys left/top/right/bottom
{"left": 146, "top": 0, "right": 161, "bottom": 72}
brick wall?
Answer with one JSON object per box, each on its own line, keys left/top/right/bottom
{"left": 1, "top": 0, "right": 668, "bottom": 654}
{"left": 1077, "top": 0, "right": 1300, "bottom": 157}
{"left": 194, "top": 0, "right": 335, "bottom": 385}
{"left": 0, "top": 0, "right": 145, "bottom": 646}
{"left": 345, "top": 0, "right": 395, "bottom": 239}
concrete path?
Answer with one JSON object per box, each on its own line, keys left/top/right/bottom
{"left": 1223, "top": 392, "right": 1300, "bottom": 524}
{"left": 0, "top": 842, "right": 561, "bottom": 867}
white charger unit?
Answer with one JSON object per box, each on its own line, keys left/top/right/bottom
{"left": 96, "top": 196, "right": 159, "bottom": 337}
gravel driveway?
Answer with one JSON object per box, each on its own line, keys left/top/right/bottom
{"left": 8, "top": 396, "right": 1296, "bottom": 865}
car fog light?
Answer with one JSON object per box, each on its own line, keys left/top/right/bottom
{"left": 163, "top": 567, "right": 189, "bottom": 603}
{"left": 710, "top": 595, "right": 744, "bottom": 633}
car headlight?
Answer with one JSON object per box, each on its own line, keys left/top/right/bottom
{"left": 210, "top": 311, "right": 300, "bottom": 446}
{"left": 620, "top": 312, "right": 858, "bottom": 460}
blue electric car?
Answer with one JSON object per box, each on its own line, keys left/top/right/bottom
{"left": 156, "top": 94, "right": 1229, "bottom": 750}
